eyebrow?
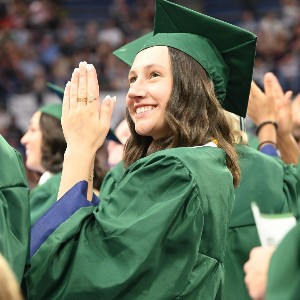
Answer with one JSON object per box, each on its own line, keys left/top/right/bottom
{"left": 128, "top": 63, "right": 166, "bottom": 77}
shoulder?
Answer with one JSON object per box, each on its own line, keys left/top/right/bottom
{"left": 47, "top": 173, "right": 62, "bottom": 186}
{"left": 131, "top": 146, "right": 226, "bottom": 170}
{"left": 236, "top": 144, "right": 283, "bottom": 170}
{"left": 31, "top": 173, "right": 61, "bottom": 195}
{"left": 0, "top": 135, "right": 28, "bottom": 188}
{"left": 124, "top": 146, "right": 231, "bottom": 192}
{"left": 236, "top": 144, "right": 298, "bottom": 180}
{"left": 106, "top": 162, "right": 125, "bottom": 179}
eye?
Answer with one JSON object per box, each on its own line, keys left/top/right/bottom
{"left": 128, "top": 76, "right": 137, "bottom": 86}
{"left": 150, "top": 72, "right": 160, "bottom": 79}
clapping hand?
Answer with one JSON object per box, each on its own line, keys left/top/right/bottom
{"left": 62, "top": 61, "right": 115, "bottom": 155}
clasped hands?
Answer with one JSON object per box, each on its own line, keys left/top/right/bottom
{"left": 62, "top": 61, "right": 116, "bottom": 155}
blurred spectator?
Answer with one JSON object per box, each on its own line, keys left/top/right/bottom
{"left": 1, "top": 0, "right": 300, "bottom": 154}
{"left": 97, "top": 19, "right": 124, "bottom": 48}
{"left": 107, "top": 119, "right": 130, "bottom": 169}
{"left": 259, "top": 11, "right": 287, "bottom": 37}
{"left": 281, "top": 0, "right": 300, "bottom": 29}
{"left": 292, "top": 94, "right": 300, "bottom": 148}
{"left": 79, "top": 20, "right": 100, "bottom": 52}
{"left": 276, "top": 50, "right": 300, "bottom": 93}
{"left": 238, "top": 10, "right": 258, "bottom": 33}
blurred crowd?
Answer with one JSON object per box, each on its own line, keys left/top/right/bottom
{"left": 0, "top": 0, "right": 154, "bottom": 147}
{"left": 0, "top": 0, "right": 155, "bottom": 101}
{"left": 1, "top": 0, "right": 300, "bottom": 152}
{"left": 238, "top": 0, "right": 300, "bottom": 92}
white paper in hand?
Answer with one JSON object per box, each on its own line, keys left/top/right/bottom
{"left": 251, "top": 202, "right": 297, "bottom": 247}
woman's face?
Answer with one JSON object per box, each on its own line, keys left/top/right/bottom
{"left": 126, "top": 46, "right": 173, "bottom": 140}
{"left": 21, "top": 111, "right": 45, "bottom": 173}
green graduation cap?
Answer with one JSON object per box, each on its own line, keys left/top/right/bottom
{"left": 113, "top": 0, "right": 257, "bottom": 117}
{"left": 47, "top": 83, "right": 121, "bottom": 144}
{"left": 39, "top": 103, "right": 62, "bottom": 120}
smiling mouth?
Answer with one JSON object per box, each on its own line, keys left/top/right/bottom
{"left": 136, "top": 105, "right": 156, "bottom": 115}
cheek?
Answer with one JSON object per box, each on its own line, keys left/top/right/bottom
{"left": 126, "top": 96, "right": 133, "bottom": 110}
{"left": 34, "top": 133, "right": 43, "bottom": 152}
{"left": 126, "top": 96, "right": 135, "bottom": 115}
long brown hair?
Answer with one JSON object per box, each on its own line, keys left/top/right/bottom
{"left": 40, "top": 113, "right": 66, "bottom": 174}
{"left": 124, "top": 47, "right": 240, "bottom": 187}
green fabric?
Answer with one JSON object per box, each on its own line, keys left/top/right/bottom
{"left": 39, "top": 103, "right": 62, "bottom": 120}
{"left": 265, "top": 162, "right": 300, "bottom": 300}
{"left": 247, "top": 132, "right": 259, "bottom": 149}
{"left": 47, "top": 82, "right": 64, "bottom": 97}
{"left": 27, "top": 146, "right": 234, "bottom": 299}
{"left": 30, "top": 173, "right": 62, "bottom": 225}
{"left": 224, "top": 145, "right": 299, "bottom": 300}
{"left": 113, "top": 0, "right": 257, "bottom": 117}
{"left": 99, "top": 162, "right": 125, "bottom": 198}
{"left": 266, "top": 220, "right": 300, "bottom": 300}
{"left": 0, "top": 135, "right": 30, "bottom": 283}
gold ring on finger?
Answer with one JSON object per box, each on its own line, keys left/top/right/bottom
{"left": 77, "top": 97, "right": 87, "bottom": 103}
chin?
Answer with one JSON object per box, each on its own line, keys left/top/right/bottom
{"left": 26, "top": 161, "right": 42, "bottom": 173}
{"left": 135, "top": 127, "right": 148, "bottom": 137}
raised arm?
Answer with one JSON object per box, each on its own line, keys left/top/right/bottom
{"left": 247, "top": 72, "right": 299, "bottom": 164}
{"left": 268, "top": 73, "right": 299, "bottom": 164}
{"left": 58, "top": 62, "right": 115, "bottom": 200}
{"left": 248, "top": 75, "right": 277, "bottom": 155}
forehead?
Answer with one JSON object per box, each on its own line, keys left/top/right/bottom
{"left": 30, "top": 111, "right": 41, "bottom": 125}
{"left": 131, "top": 46, "right": 170, "bottom": 70}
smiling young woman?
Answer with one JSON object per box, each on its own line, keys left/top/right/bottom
{"left": 124, "top": 46, "right": 240, "bottom": 187}
{"left": 26, "top": 0, "right": 257, "bottom": 298}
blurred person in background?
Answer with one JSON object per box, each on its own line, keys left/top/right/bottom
{"left": 0, "top": 134, "right": 29, "bottom": 287}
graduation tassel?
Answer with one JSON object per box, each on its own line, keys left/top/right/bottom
{"left": 239, "top": 117, "right": 246, "bottom": 133}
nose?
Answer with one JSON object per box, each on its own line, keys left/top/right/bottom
{"left": 21, "top": 132, "right": 28, "bottom": 145}
{"left": 127, "top": 78, "right": 147, "bottom": 100}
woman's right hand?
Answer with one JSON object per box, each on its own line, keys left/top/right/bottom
{"left": 244, "top": 246, "right": 275, "bottom": 300}
{"left": 61, "top": 61, "right": 115, "bottom": 155}
{"left": 247, "top": 73, "right": 277, "bottom": 125}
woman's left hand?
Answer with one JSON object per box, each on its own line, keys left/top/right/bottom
{"left": 61, "top": 61, "right": 115, "bottom": 155}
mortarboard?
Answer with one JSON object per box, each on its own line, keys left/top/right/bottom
{"left": 39, "top": 103, "right": 62, "bottom": 121}
{"left": 47, "top": 83, "right": 121, "bottom": 144}
{"left": 113, "top": 0, "right": 257, "bottom": 117}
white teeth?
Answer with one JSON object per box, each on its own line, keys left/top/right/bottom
{"left": 136, "top": 106, "right": 154, "bottom": 114}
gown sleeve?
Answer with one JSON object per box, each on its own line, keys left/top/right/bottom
{"left": 27, "top": 154, "right": 204, "bottom": 300}
{"left": 0, "top": 135, "right": 30, "bottom": 283}
{"left": 99, "top": 161, "right": 125, "bottom": 198}
{"left": 259, "top": 144, "right": 280, "bottom": 157}
{"left": 282, "top": 162, "right": 300, "bottom": 218}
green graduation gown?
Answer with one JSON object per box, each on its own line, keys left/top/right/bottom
{"left": 224, "top": 144, "right": 299, "bottom": 300}
{"left": 26, "top": 146, "right": 234, "bottom": 299}
{"left": 0, "top": 135, "right": 30, "bottom": 283}
{"left": 30, "top": 172, "right": 61, "bottom": 225}
{"left": 266, "top": 220, "right": 300, "bottom": 300}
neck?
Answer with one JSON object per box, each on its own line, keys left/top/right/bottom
{"left": 147, "top": 135, "right": 173, "bottom": 155}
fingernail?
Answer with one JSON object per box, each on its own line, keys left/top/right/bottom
{"left": 102, "top": 95, "right": 110, "bottom": 103}
{"left": 87, "top": 64, "right": 93, "bottom": 71}
{"left": 112, "top": 96, "right": 116, "bottom": 102}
